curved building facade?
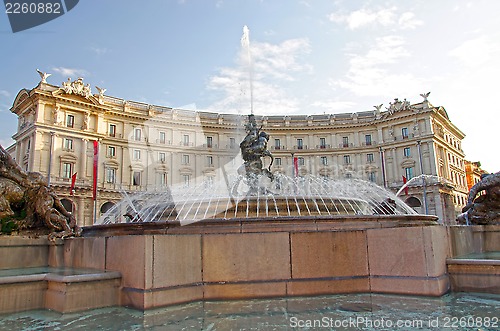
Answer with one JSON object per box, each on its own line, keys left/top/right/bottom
{"left": 8, "top": 77, "right": 468, "bottom": 225}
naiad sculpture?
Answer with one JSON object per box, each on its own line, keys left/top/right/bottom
{"left": 457, "top": 171, "right": 500, "bottom": 225}
{"left": 0, "top": 144, "right": 81, "bottom": 240}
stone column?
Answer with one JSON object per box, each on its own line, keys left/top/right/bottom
{"left": 77, "top": 196, "right": 85, "bottom": 227}
{"left": 80, "top": 139, "right": 88, "bottom": 180}
{"left": 392, "top": 147, "right": 399, "bottom": 182}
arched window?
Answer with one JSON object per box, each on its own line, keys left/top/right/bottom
{"left": 405, "top": 197, "right": 422, "bottom": 208}
{"left": 61, "top": 198, "right": 74, "bottom": 213}
{"left": 100, "top": 201, "right": 116, "bottom": 214}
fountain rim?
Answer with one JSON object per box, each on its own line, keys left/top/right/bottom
{"left": 84, "top": 214, "right": 439, "bottom": 237}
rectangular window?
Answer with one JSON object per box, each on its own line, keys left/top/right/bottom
{"left": 159, "top": 173, "right": 167, "bottom": 186}
{"left": 159, "top": 131, "right": 166, "bottom": 144}
{"left": 275, "top": 157, "right": 282, "bottom": 166}
{"left": 365, "top": 134, "right": 372, "bottom": 146}
{"left": 109, "top": 124, "right": 116, "bottom": 137}
{"left": 297, "top": 138, "right": 303, "bottom": 150}
{"left": 106, "top": 168, "right": 116, "bottom": 183}
{"left": 402, "top": 127, "right": 409, "bottom": 138}
{"left": 368, "top": 172, "right": 376, "bottom": 182}
{"left": 204, "top": 176, "right": 214, "bottom": 188}
{"left": 298, "top": 157, "right": 305, "bottom": 166}
{"left": 342, "top": 136, "right": 349, "bottom": 148}
{"left": 63, "top": 138, "right": 73, "bottom": 150}
{"left": 344, "top": 155, "right": 351, "bottom": 164}
{"left": 108, "top": 146, "right": 116, "bottom": 157}
{"left": 62, "top": 162, "right": 72, "bottom": 179}
{"left": 229, "top": 137, "right": 236, "bottom": 149}
{"left": 183, "top": 174, "right": 190, "bottom": 187}
{"left": 182, "top": 154, "right": 189, "bottom": 165}
{"left": 159, "top": 152, "right": 166, "bottom": 162}
{"left": 405, "top": 167, "right": 414, "bottom": 180}
{"left": 183, "top": 134, "right": 190, "bottom": 146}
{"left": 133, "top": 149, "right": 141, "bottom": 160}
{"left": 275, "top": 139, "right": 281, "bottom": 150}
{"left": 207, "top": 155, "right": 213, "bottom": 166}
{"left": 134, "top": 128, "right": 142, "bottom": 141}
{"left": 367, "top": 153, "right": 374, "bottom": 163}
{"left": 207, "top": 136, "right": 213, "bottom": 148}
{"left": 66, "top": 115, "right": 74, "bottom": 128}
{"left": 133, "top": 171, "right": 141, "bottom": 186}
{"left": 320, "top": 156, "right": 328, "bottom": 166}
{"left": 320, "top": 137, "right": 326, "bottom": 149}
{"left": 404, "top": 147, "right": 411, "bottom": 157}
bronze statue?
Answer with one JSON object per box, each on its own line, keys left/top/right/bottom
{"left": 239, "top": 114, "right": 274, "bottom": 195}
{"left": 0, "top": 144, "right": 81, "bottom": 240}
{"left": 458, "top": 171, "right": 500, "bottom": 225}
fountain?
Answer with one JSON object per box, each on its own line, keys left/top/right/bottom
{"left": 0, "top": 26, "right": 497, "bottom": 319}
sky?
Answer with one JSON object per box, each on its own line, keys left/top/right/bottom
{"left": 0, "top": 0, "right": 498, "bottom": 172}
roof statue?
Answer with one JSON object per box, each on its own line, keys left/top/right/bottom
{"left": 36, "top": 69, "right": 51, "bottom": 84}
{"left": 61, "top": 77, "right": 92, "bottom": 98}
{"left": 95, "top": 86, "right": 106, "bottom": 97}
{"left": 420, "top": 92, "right": 431, "bottom": 102}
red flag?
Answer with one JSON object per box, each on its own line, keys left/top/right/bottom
{"left": 402, "top": 175, "right": 408, "bottom": 195}
{"left": 293, "top": 157, "right": 299, "bottom": 177}
{"left": 70, "top": 172, "right": 77, "bottom": 196}
{"left": 92, "top": 140, "right": 99, "bottom": 200}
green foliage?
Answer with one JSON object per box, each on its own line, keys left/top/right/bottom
{"left": 1, "top": 217, "right": 18, "bottom": 234}
{"left": 0, "top": 209, "right": 25, "bottom": 234}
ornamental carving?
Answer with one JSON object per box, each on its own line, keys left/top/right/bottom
{"left": 386, "top": 98, "right": 415, "bottom": 114}
{"left": 61, "top": 77, "right": 92, "bottom": 98}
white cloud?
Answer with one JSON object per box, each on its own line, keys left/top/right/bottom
{"left": 309, "top": 100, "right": 356, "bottom": 112}
{"left": 0, "top": 90, "right": 10, "bottom": 98}
{"left": 449, "top": 36, "right": 500, "bottom": 68}
{"left": 328, "top": 7, "right": 422, "bottom": 30}
{"left": 206, "top": 38, "right": 312, "bottom": 114}
{"left": 52, "top": 67, "right": 88, "bottom": 78}
{"left": 90, "top": 47, "right": 108, "bottom": 55}
{"left": 332, "top": 35, "right": 423, "bottom": 98}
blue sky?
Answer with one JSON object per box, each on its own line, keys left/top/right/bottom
{"left": 0, "top": 0, "right": 499, "bottom": 171}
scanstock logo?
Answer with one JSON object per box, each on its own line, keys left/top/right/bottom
{"left": 4, "top": 0, "right": 79, "bottom": 33}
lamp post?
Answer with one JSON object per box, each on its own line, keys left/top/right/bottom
{"left": 417, "top": 140, "right": 428, "bottom": 214}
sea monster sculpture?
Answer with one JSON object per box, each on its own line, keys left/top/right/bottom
{"left": 0, "top": 144, "right": 81, "bottom": 240}
{"left": 239, "top": 114, "right": 274, "bottom": 195}
{"left": 457, "top": 171, "right": 500, "bottom": 225}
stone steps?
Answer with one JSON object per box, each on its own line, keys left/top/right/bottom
{"left": 447, "top": 256, "right": 500, "bottom": 294}
{"left": 0, "top": 267, "right": 121, "bottom": 313}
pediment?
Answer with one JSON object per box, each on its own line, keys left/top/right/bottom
{"left": 11, "top": 89, "right": 31, "bottom": 113}
{"left": 52, "top": 77, "right": 102, "bottom": 106}
{"left": 52, "top": 88, "right": 102, "bottom": 106}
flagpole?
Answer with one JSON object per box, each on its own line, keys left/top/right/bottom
{"left": 92, "top": 140, "right": 99, "bottom": 224}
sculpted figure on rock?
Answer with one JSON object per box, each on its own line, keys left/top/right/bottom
{"left": 0, "top": 144, "right": 81, "bottom": 240}
{"left": 458, "top": 171, "right": 500, "bottom": 225}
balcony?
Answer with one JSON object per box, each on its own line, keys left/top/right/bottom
{"left": 339, "top": 143, "right": 353, "bottom": 148}
{"left": 316, "top": 144, "right": 331, "bottom": 149}
{"left": 361, "top": 141, "right": 377, "bottom": 146}
{"left": 156, "top": 139, "right": 172, "bottom": 145}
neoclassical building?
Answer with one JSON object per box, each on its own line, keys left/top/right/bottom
{"left": 7, "top": 76, "right": 469, "bottom": 226}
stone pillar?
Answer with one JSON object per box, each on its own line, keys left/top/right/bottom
{"left": 80, "top": 139, "right": 88, "bottom": 181}
{"left": 77, "top": 196, "right": 85, "bottom": 227}
{"left": 391, "top": 148, "right": 398, "bottom": 181}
